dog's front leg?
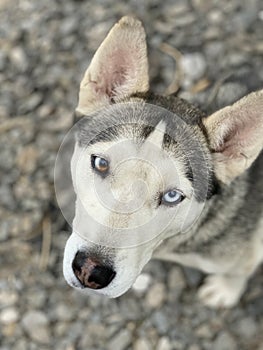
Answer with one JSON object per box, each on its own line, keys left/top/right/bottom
{"left": 153, "top": 251, "right": 220, "bottom": 274}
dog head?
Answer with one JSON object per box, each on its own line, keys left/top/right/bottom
{"left": 61, "top": 17, "right": 263, "bottom": 297}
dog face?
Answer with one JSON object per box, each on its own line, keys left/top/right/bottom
{"left": 63, "top": 101, "right": 213, "bottom": 297}
{"left": 61, "top": 17, "right": 263, "bottom": 297}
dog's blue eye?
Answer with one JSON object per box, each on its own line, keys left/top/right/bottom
{"left": 162, "top": 189, "right": 185, "bottom": 206}
{"left": 91, "top": 155, "right": 109, "bottom": 174}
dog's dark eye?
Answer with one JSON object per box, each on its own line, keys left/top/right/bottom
{"left": 162, "top": 189, "right": 185, "bottom": 206}
{"left": 91, "top": 155, "right": 109, "bottom": 174}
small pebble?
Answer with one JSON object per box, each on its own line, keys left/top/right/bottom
{"left": 132, "top": 273, "right": 152, "bottom": 294}
{"left": 0, "top": 308, "right": 19, "bottom": 324}
{"left": 188, "top": 345, "right": 201, "bottom": 350}
{"left": 134, "top": 338, "right": 152, "bottom": 350}
{"left": 108, "top": 329, "right": 132, "bottom": 350}
{"left": 196, "top": 323, "right": 213, "bottom": 339}
{"left": 156, "top": 337, "right": 172, "bottom": 350}
{"left": 181, "top": 53, "right": 207, "bottom": 82}
{"left": 9, "top": 46, "right": 28, "bottom": 72}
{"left": 146, "top": 283, "right": 166, "bottom": 308}
{"left": 213, "top": 331, "right": 237, "bottom": 350}
{"left": 235, "top": 317, "right": 257, "bottom": 339}
{"left": 21, "top": 310, "right": 50, "bottom": 344}
{"left": 0, "top": 291, "right": 18, "bottom": 307}
{"left": 16, "top": 145, "right": 38, "bottom": 174}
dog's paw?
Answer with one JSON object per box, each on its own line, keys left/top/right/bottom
{"left": 198, "top": 275, "right": 246, "bottom": 308}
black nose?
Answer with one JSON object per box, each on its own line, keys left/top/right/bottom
{"left": 72, "top": 251, "right": 116, "bottom": 289}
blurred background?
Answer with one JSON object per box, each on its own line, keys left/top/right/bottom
{"left": 0, "top": 0, "right": 263, "bottom": 349}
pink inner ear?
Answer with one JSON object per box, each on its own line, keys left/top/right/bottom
{"left": 94, "top": 48, "right": 135, "bottom": 100}
{"left": 217, "top": 114, "right": 260, "bottom": 158}
{"left": 206, "top": 90, "right": 263, "bottom": 182}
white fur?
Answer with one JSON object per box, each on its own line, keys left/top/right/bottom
{"left": 63, "top": 122, "right": 199, "bottom": 297}
{"left": 198, "top": 275, "right": 247, "bottom": 308}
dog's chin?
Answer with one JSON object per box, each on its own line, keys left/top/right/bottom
{"left": 64, "top": 274, "right": 134, "bottom": 298}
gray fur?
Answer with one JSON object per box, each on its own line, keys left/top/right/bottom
{"left": 76, "top": 96, "right": 217, "bottom": 201}
{"left": 63, "top": 17, "right": 263, "bottom": 308}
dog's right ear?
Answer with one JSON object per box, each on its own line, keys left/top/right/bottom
{"left": 77, "top": 16, "right": 149, "bottom": 115}
{"left": 203, "top": 89, "right": 263, "bottom": 184}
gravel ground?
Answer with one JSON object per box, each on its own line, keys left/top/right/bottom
{"left": 0, "top": 0, "right": 263, "bottom": 349}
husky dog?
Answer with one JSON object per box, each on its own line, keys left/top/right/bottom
{"left": 62, "top": 16, "right": 263, "bottom": 308}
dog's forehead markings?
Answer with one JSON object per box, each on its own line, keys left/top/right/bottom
{"left": 145, "top": 120, "right": 166, "bottom": 148}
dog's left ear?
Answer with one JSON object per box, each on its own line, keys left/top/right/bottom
{"left": 203, "top": 90, "right": 263, "bottom": 183}
{"left": 77, "top": 16, "right": 149, "bottom": 115}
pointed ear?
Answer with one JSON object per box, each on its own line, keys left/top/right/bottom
{"left": 77, "top": 16, "right": 149, "bottom": 115}
{"left": 203, "top": 90, "right": 263, "bottom": 183}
